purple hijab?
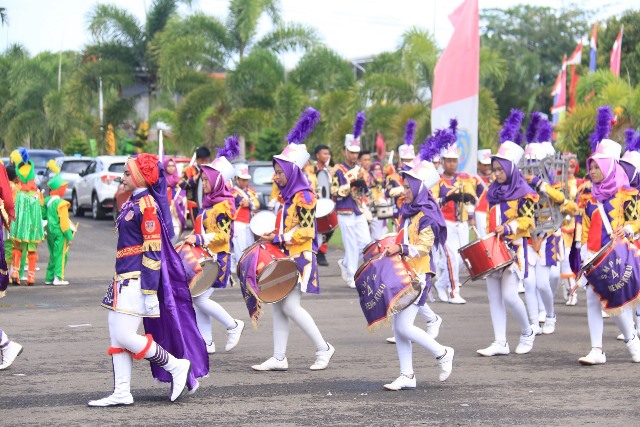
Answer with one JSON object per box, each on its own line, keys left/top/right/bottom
{"left": 200, "top": 165, "right": 235, "bottom": 209}
{"left": 163, "top": 158, "right": 180, "bottom": 188}
{"left": 400, "top": 174, "right": 447, "bottom": 247}
{"left": 273, "top": 158, "right": 314, "bottom": 204}
{"left": 588, "top": 157, "right": 630, "bottom": 202}
{"left": 487, "top": 158, "right": 535, "bottom": 205}
{"left": 621, "top": 160, "right": 640, "bottom": 189}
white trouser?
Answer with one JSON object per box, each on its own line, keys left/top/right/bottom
{"left": 193, "top": 288, "right": 236, "bottom": 346}
{"left": 108, "top": 311, "right": 155, "bottom": 356}
{"left": 523, "top": 252, "right": 556, "bottom": 323}
{"left": 338, "top": 213, "right": 371, "bottom": 282}
{"left": 475, "top": 211, "right": 488, "bottom": 238}
{"left": 585, "top": 286, "right": 636, "bottom": 348}
{"left": 485, "top": 269, "right": 531, "bottom": 344}
{"left": 369, "top": 219, "right": 386, "bottom": 241}
{"left": 272, "top": 287, "right": 327, "bottom": 359}
{"left": 434, "top": 221, "right": 468, "bottom": 298}
{"left": 393, "top": 305, "right": 446, "bottom": 375}
{"left": 231, "top": 222, "right": 254, "bottom": 275}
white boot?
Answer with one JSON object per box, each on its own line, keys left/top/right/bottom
{"left": 87, "top": 352, "right": 134, "bottom": 407}
{"left": 0, "top": 340, "right": 23, "bottom": 370}
{"left": 146, "top": 344, "right": 192, "bottom": 402}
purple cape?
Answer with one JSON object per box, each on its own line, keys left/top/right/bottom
{"left": 487, "top": 158, "right": 536, "bottom": 205}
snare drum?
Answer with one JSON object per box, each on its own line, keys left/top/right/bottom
{"left": 375, "top": 202, "right": 394, "bottom": 219}
{"left": 238, "top": 242, "right": 299, "bottom": 303}
{"left": 362, "top": 233, "right": 398, "bottom": 262}
{"left": 174, "top": 242, "right": 219, "bottom": 297}
{"left": 458, "top": 232, "right": 515, "bottom": 281}
{"left": 316, "top": 198, "right": 338, "bottom": 234}
{"left": 250, "top": 210, "right": 276, "bottom": 237}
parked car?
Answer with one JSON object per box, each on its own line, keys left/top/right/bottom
{"left": 72, "top": 155, "right": 128, "bottom": 219}
{"left": 247, "top": 161, "right": 275, "bottom": 209}
{"left": 27, "top": 149, "right": 65, "bottom": 189}
{"left": 41, "top": 156, "right": 94, "bottom": 201}
{"left": 113, "top": 157, "right": 191, "bottom": 221}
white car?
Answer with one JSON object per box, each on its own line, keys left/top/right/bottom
{"left": 72, "top": 155, "right": 128, "bottom": 219}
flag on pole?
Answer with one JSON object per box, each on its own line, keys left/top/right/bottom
{"left": 550, "top": 56, "right": 567, "bottom": 126}
{"left": 566, "top": 42, "right": 582, "bottom": 111}
{"left": 589, "top": 23, "right": 598, "bottom": 72}
{"left": 375, "top": 132, "right": 386, "bottom": 161}
{"left": 431, "top": 0, "right": 479, "bottom": 175}
{"left": 610, "top": 26, "right": 623, "bottom": 77}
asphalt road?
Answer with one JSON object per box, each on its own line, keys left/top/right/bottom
{"left": 2, "top": 216, "right": 640, "bottom": 426}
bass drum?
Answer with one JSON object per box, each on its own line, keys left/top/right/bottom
{"left": 317, "top": 169, "right": 332, "bottom": 199}
{"left": 250, "top": 210, "right": 277, "bottom": 237}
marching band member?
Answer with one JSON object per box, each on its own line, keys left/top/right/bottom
{"left": 474, "top": 149, "right": 494, "bottom": 238}
{"left": 357, "top": 150, "right": 374, "bottom": 226}
{"left": 383, "top": 157, "right": 454, "bottom": 390}
{"left": 89, "top": 154, "right": 208, "bottom": 406}
{"left": 230, "top": 163, "right": 260, "bottom": 278}
{"left": 8, "top": 149, "right": 44, "bottom": 286}
{"left": 0, "top": 161, "right": 22, "bottom": 371}
{"left": 431, "top": 120, "right": 482, "bottom": 304}
{"left": 369, "top": 161, "right": 388, "bottom": 240}
{"left": 578, "top": 108, "right": 640, "bottom": 365}
{"left": 313, "top": 145, "right": 333, "bottom": 266}
{"left": 184, "top": 137, "right": 245, "bottom": 355}
{"left": 163, "top": 158, "right": 187, "bottom": 244}
{"left": 477, "top": 110, "right": 537, "bottom": 356}
{"left": 560, "top": 155, "right": 581, "bottom": 306}
{"left": 332, "top": 112, "right": 372, "bottom": 289}
{"left": 181, "top": 146, "right": 211, "bottom": 223}
{"left": 253, "top": 108, "right": 335, "bottom": 372}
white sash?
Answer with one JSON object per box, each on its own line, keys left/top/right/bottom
{"left": 597, "top": 202, "right": 613, "bottom": 236}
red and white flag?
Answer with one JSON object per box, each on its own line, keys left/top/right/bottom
{"left": 566, "top": 42, "right": 582, "bottom": 110}
{"left": 431, "top": 0, "right": 479, "bottom": 175}
{"left": 610, "top": 26, "right": 623, "bottom": 77}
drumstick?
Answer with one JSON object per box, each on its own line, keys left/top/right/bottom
{"left": 176, "top": 232, "right": 194, "bottom": 252}
{"left": 568, "top": 272, "right": 583, "bottom": 296}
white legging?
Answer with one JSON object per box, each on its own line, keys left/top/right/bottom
{"left": 272, "top": 287, "right": 327, "bottom": 359}
{"left": 585, "top": 286, "right": 636, "bottom": 348}
{"left": 393, "top": 304, "right": 445, "bottom": 375}
{"left": 193, "top": 288, "right": 236, "bottom": 346}
{"left": 108, "top": 311, "right": 155, "bottom": 357}
{"left": 523, "top": 262, "right": 556, "bottom": 323}
{"left": 486, "top": 269, "right": 531, "bottom": 344}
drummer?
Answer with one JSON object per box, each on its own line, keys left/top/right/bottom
{"left": 383, "top": 159, "right": 454, "bottom": 390}
{"left": 230, "top": 163, "right": 260, "bottom": 282}
{"left": 474, "top": 149, "right": 494, "bottom": 238}
{"left": 477, "top": 109, "right": 537, "bottom": 357}
{"left": 578, "top": 109, "right": 640, "bottom": 365}
{"left": 561, "top": 155, "right": 582, "bottom": 306}
{"left": 184, "top": 137, "right": 245, "bottom": 355}
{"left": 369, "top": 161, "right": 388, "bottom": 240}
{"left": 253, "top": 108, "right": 335, "bottom": 372}
{"left": 313, "top": 145, "right": 333, "bottom": 266}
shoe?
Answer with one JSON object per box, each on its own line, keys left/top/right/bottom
{"left": 168, "top": 359, "right": 191, "bottom": 402}
{"left": 566, "top": 292, "right": 577, "bottom": 306}
{"left": 531, "top": 323, "right": 543, "bottom": 336}
{"left": 515, "top": 329, "right": 535, "bottom": 354}
{"left": 252, "top": 357, "right": 288, "bottom": 371}
{"left": 317, "top": 252, "right": 329, "bottom": 266}
{"left": 625, "top": 335, "right": 640, "bottom": 363}
{"left": 187, "top": 379, "right": 200, "bottom": 395}
{"left": 542, "top": 316, "right": 556, "bottom": 335}
{"left": 578, "top": 348, "right": 606, "bottom": 365}
{"left": 435, "top": 286, "right": 449, "bottom": 302}
{"left": 310, "top": 343, "right": 335, "bottom": 370}
{"left": 206, "top": 342, "right": 216, "bottom": 354}
{"left": 225, "top": 319, "right": 244, "bottom": 352}
{"left": 0, "top": 341, "right": 23, "bottom": 370}
{"left": 44, "top": 281, "right": 53, "bottom": 285}
{"left": 20, "top": 276, "right": 28, "bottom": 282}
{"left": 617, "top": 333, "right": 625, "bottom": 341}
{"left": 338, "top": 259, "right": 349, "bottom": 283}
{"left": 602, "top": 310, "right": 610, "bottom": 318}
{"left": 384, "top": 373, "right": 416, "bottom": 391}
{"left": 87, "top": 393, "right": 134, "bottom": 407}
{"left": 228, "top": 275, "right": 237, "bottom": 288}
{"left": 386, "top": 336, "right": 396, "bottom": 344}
{"left": 347, "top": 281, "right": 356, "bottom": 289}
{"left": 437, "top": 347, "right": 454, "bottom": 381}
{"left": 425, "top": 316, "right": 442, "bottom": 339}
{"left": 538, "top": 311, "right": 547, "bottom": 323}
{"left": 517, "top": 281, "right": 525, "bottom": 293}
{"left": 477, "top": 341, "right": 510, "bottom": 356}
{"left": 448, "top": 295, "right": 466, "bottom": 304}
{"left": 53, "top": 277, "right": 69, "bottom": 286}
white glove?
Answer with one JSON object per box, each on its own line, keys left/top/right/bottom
{"left": 389, "top": 187, "right": 403, "bottom": 198}
{"left": 338, "top": 184, "right": 351, "bottom": 197}
{"left": 144, "top": 293, "right": 160, "bottom": 315}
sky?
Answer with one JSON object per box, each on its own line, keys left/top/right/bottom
{"left": 1, "top": 0, "right": 636, "bottom": 66}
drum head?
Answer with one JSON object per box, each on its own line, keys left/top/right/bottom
{"left": 257, "top": 259, "right": 299, "bottom": 303}
{"left": 250, "top": 211, "right": 277, "bottom": 236}
{"left": 190, "top": 258, "right": 219, "bottom": 297}
{"left": 317, "top": 169, "right": 331, "bottom": 199}
{"left": 316, "top": 198, "right": 335, "bottom": 218}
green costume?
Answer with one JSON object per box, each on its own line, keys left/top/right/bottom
{"left": 44, "top": 173, "right": 74, "bottom": 282}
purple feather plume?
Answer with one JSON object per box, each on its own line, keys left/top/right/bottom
{"left": 217, "top": 134, "right": 240, "bottom": 159}
{"left": 418, "top": 135, "right": 436, "bottom": 161}
{"left": 353, "top": 111, "right": 365, "bottom": 139}
{"left": 514, "top": 131, "right": 524, "bottom": 146}
{"left": 286, "top": 107, "right": 321, "bottom": 144}
{"left": 537, "top": 119, "right": 553, "bottom": 143}
{"left": 404, "top": 120, "right": 416, "bottom": 146}
{"left": 625, "top": 128, "right": 640, "bottom": 152}
{"left": 589, "top": 105, "right": 613, "bottom": 153}
{"left": 448, "top": 118, "right": 458, "bottom": 136}
{"left": 500, "top": 109, "right": 525, "bottom": 145}
{"left": 526, "top": 112, "right": 542, "bottom": 143}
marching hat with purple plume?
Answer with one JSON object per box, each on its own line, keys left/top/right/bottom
{"left": 590, "top": 106, "right": 621, "bottom": 160}
{"left": 440, "top": 118, "right": 460, "bottom": 159}
{"left": 621, "top": 128, "right": 640, "bottom": 173}
{"left": 210, "top": 134, "right": 241, "bottom": 181}
{"left": 275, "top": 107, "right": 321, "bottom": 168}
{"left": 345, "top": 111, "right": 365, "bottom": 153}
{"left": 399, "top": 119, "right": 416, "bottom": 160}
{"left": 494, "top": 109, "right": 525, "bottom": 165}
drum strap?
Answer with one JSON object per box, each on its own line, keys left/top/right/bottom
{"left": 234, "top": 186, "right": 250, "bottom": 201}
{"left": 597, "top": 203, "right": 613, "bottom": 236}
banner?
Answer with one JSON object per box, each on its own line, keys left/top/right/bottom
{"left": 589, "top": 23, "right": 598, "bottom": 72}
{"left": 431, "top": 0, "right": 479, "bottom": 175}
{"left": 566, "top": 43, "right": 582, "bottom": 111}
{"left": 550, "top": 57, "right": 567, "bottom": 126}
{"left": 610, "top": 26, "right": 623, "bottom": 77}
